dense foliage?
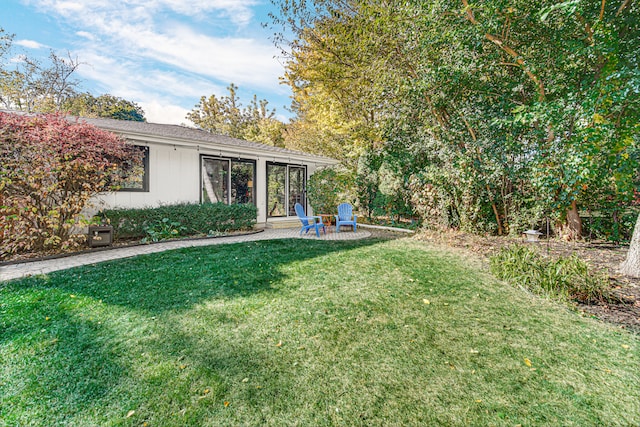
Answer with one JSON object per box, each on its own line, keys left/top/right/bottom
{"left": 306, "top": 166, "right": 356, "bottom": 214}
{"left": 62, "top": 93, "right": 146, "bottom": 121}
{"left": 0, "top": 112, "right": 140, "bottom": 258}
{"left": 100, "top": 202, "right": 257, "bottom": 240}
{"left": 271, "top": 0, "right": 640, "bottom": 238}
{"left": 187, "top": 84, "right": 285, "bottom": 147}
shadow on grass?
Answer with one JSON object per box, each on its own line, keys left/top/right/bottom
{"left": 0, "top": 302, "right": 129, "bottom": 424}
{"left": 6, "top": 238, "right": 384, "bottom": 312}
{"left": 1, "top": 238, "right": 390, "bottom": 423}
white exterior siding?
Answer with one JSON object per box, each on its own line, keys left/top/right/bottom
{"left": 256, "top": 158, "right": 268, "bottom": 223}
{"left": 95, "top": 143, "right": 200, "bottom": 210}
{"left": 82, "top": 119, "right": 338, "bottom": 227}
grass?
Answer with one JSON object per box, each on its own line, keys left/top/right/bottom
{"left": 1, "top": 238, "right": 639, "bottom": 426}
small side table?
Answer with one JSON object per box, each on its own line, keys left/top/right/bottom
{"left": 317, "top": 214, "right": 333, "bottom": 229}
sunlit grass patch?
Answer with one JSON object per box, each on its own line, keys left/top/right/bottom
{"left": 1, "top": 238, "right": 638, "bottom": 426}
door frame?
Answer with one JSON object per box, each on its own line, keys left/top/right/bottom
{"left": 266, "top": 162, "right": 307, "bottom": 218}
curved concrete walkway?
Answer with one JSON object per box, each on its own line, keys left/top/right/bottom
{"left": 0, "top": 227, "right": 371, "bottom": 282}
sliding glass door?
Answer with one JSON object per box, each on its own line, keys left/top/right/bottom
{"left": 288, "top": 166, "right": 305, "bottom": 216}
{"left": 267, "top": 163, "right": 307, "bottom": 217}
{"left": 267, "top": 164, "right": 286, "bottom": 216}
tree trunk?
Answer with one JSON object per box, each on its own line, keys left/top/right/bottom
{"left": 560, "top": 200, "right": 583, "bottom": 240}
{"left": 621, "top": 213, "right": 640, "bottom": 278}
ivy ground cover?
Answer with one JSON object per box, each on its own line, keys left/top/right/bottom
{"left": 1, "top": 238, "right": 638, "bottom": 426}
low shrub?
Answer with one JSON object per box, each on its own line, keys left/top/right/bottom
{"left": 99, "top": 202, "right": 257, "bottom": 240}
{"left": 582, "top": 209, "right": 638, "bottom": 244}
{"left": 490, "top": 245, "right": 612, "bottom": 304}
{"left": 141, "top": 218, "right": 188, "bottom": 243}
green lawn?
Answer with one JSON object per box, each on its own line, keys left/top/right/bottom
{"left": 1, "top": 238, "right": 638, "bottom": 426}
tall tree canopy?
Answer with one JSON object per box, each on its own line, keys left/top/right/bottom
{"left": 187, "top": 84, "right": 286, "bottom": 147}
{"left": 271, "top": 0, "right": 639, "bottom": 237}
{"left": 0, "top": 28, "right": 82, "bottom": 113}
{"left": 62, "top": 93, "right": 146, "bottom": 121}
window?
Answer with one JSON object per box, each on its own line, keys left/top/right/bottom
{"left": 267, "top": 162, "right": 306, "bottom": 217}
{"left": 201, "top": 156, "right": 255, "bottom": 205}
{"left": 116, "top": 145, "right": 149, "bottom": 192}
{"left": 231, "top": 160, "right": 255, "bottom": 204}
{"left": 202, "top": 158, "right": 228, "bottom": 203}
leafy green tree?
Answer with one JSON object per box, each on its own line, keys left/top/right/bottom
{"left": 242, "top": 94, "right": 286, "bottom": 146}
{"left": 187, "top": 83, "right": 285, "bottom": 147}
{"left": 62, "top": 93, "right": 146, "bottom": 121}
{"left": 0, "top": 27, "right": 146, "bottom": 122}
{"left": 271, "top": 0, "right": 639, "bottom": 238}
{"left": 188, "top": 83, "right": 244, "bottom": 137}
{"left": 0, "top": 43, "right": 82, "bottom": 112}
{"left": 307, "top": 165, "right": 356, "bottom": 214}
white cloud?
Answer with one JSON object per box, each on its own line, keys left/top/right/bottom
{"left": 28, "top": 0, "right": 282, "bottom": 88}
{"left": 75, "top": 51, "right": 225, "bottom": 123}
{"left": 28, "top": 0, "right": 258, "bottom": 26}
{"left": 139, "top": 100, "right": 193, "bottom": 125}
{"left": 77, "top": 51, "right": 224, "bottom": 97}
{"left": 15, "top": 39, "right": 48, "bottom": 49}
{"left": 162, "top": 0, "right": 258, "bottom": 25}
{"left": 9, "top": 54, "right": 30, "bottom": 64}
{"left": 21, "top": 0, "right": 290, "bottom": 123}
{"left": 112, "top": 23, "right": 282, "bottom": 88}
{"left": 75, "top": 31, "right": 96, "bottom": 41}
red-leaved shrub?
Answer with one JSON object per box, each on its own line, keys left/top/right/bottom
{"left": 0, "top": 112, "right": 141, "bottom": 258}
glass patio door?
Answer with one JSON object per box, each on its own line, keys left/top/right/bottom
{"left": 288, "top": 166, "right": 306, "bottom": 216}
{"left": 267, "top": 163, "right": 306, "bottom": 217}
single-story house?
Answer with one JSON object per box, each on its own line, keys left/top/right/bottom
{"left": 74, "top": 117, "right": 339, "bottom": 228}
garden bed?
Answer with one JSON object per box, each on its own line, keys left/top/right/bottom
{"left": 0, "top": 229, "right": 259, "bottom": 266}
{"left": 415, "top": 230, "right": 640, "bottom": 333}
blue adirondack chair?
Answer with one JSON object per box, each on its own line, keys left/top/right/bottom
{"left": 294, "top": 203, "right": 326, "bottom": 237}
{"left": 335, "top": 203, "right": 357, "bottom": 232}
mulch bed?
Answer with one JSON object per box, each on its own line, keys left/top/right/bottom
{"left": 0, "top": 230, "right": 260, "bottom": 266}
{"left": 414, "top": 230, "right": 640, "bottom": 334}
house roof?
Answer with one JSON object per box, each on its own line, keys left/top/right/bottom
{"left": 77, "top": 116, "right": 337, "bottom": 164}
{"left": 0, "top": 110, "right": 339, "bottom": 165}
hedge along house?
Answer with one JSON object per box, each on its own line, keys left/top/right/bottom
{"left": 78, "top": 117, "right": 339, "bottom": 228}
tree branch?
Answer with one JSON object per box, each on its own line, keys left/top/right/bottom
{"left": 575, "top": 13, "right": 594, "bottom": 44}
{"left": 461, "top": 1, "right": 546, "bottom": 102}
{"left": 616, "top": 0, "right": 632, "bottom": 16}
{"left": 461, "top": 0, "right": 478, "bottom": 24}
{"left": 484, "top": 34, "right": 546, "bottom": 101}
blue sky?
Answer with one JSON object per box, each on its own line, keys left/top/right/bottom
{"left": 1, "top": 0, "right": 293, "bottom": 124}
